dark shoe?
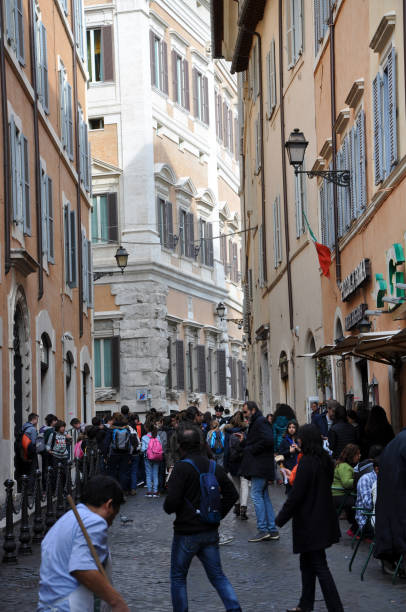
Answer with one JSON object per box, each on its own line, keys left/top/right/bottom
{"left": 286, "top": 608, "right": 307, "bottom": 612}
{"left": 233, "top": 503, "right": 241, "bottom": 516}
{"left": 248, "top": 531, "right": 271, "bottom": 542}
{"left": 130, "top": 489, "right": 137, "bottom": 496}
{"left": 240, "top": 506, "right": 248, "bottom": 520}
{"left": 269, "top": 530, "right": 280, "bottom": 540}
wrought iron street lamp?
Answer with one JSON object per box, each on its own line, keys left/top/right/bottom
{"left": 285, "top": 128, "right": 351, "bottom": 187}
{"left": 216, "top": 302, "right": 243, "bottom": 329}
{"left": 94, "top": 245, "right": 129, "bottom": 281}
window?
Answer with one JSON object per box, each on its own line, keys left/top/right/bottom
{"left": 266, "top": 39, "right": 277, "bottom": 117}
{"left": 171, "top": 50, "right": 190, "bottom": 110}
{"left": 295, "top": 165, "right": 307, "bottom": 237}
{"left": 9, "top": 116, "right": 30, "bottom": 234}
{"left": 64, "top": 201, "right": 77, "bottom": 288}
{"left": 92, "top": 193, "right": 118, "bottom": 244}
{"left": 59, "top": 64, "right": 73, "bottom": 160}
{"left": 157, "top": 197, "right": 174, "bottom": 249}
{"left": 286, "top": 0, "right": 303, "bottom": 67}
{"left": 251, "top": 41, "right": 259, "bottom": 101}
{"left": 198, "top": 220, "right": 214, "bottom": 267}
{"left": 273, "top": 196, "right": 282, "bottom": 268}
{"left": 78, "top": 106, "right": 90, "bottom": 192}
{"left": 255, "top": 116, "right": 262, "bottom": 174}
{"left": 192, "top": 68, "right": 209, "bottom": 125}
{"left": 5, "top": 0, "right": 25, "bottom": 64}
{"left": 89, "top": 117, "right": 104, "bottom": 130}
{"left": 87, "top": 27, "right": 114, "bottom": 83}
{"left": 74, "top": 0, "right": 85, "bottom": 61}
{"left": 314, "top": 0, "right": 329, "bottom": 55}
{"left": 216, "top": 349, "right": 227, "bottom": 396}
{"left": 222, "top": 103, "right": 234, "bottom": 152}
{"left": 220, "top": 233, "right": 227, "bottom": 269}
{"left": 229, "top": 241, "right": 238, "bottom": 283}
{"left": 175, "top": 339, "right": 185, "bottom": 389}
{"left": 94, "top": 338, "right": 112, "bottom": 388}
{"left": 186, "top": 341, "right": 194, "bottom": 392}
{"left": 41, "top": 164, "right": 54, "bottom": 263}
{"left": 229, "top": 356, "right": 237, "bottom": 399}
{"left": 40, "top": 333, "right": 51, "bottom": 374}
{"left": 215, "top": 92, "right": 223, "bottom": 141}
{"left": 150, "top": 31, "right": 168, "bottom": 94}
{"left": 320, "top": 174, "right": 334, "bottom": 250}
{"left": 178, "top": 209, "right": 195, "bottom": 257}
{"left": 35, "top": 9, "right": 48, "bottom": 113}
{"left": 66, "top": 351, "right": 74, "bottom": 386}
{"left": 82, "top": 230, "right": 93, "bottom": 308}
{"left": 373, "top": 46, "right": 397, "bottom": 184}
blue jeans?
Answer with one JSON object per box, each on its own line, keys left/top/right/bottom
{"left": 251, "top": 477, "right": 276, "bottom": 532}
{"left": 170, "top": 531, "right": 241, "bottom": 612}
{"left": 130, "top": 454, "right": 140, "bottom": 490}
{"left": 145, "top": 458, "right": 159, "bottom": 493}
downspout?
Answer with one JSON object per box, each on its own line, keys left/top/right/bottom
{"left": 71, "top": 14, "right": 83, "bottom": 338}
{"left": 29, "top": 0, "right": 43, "bottom": 299}
{"left": 278, "top": 0, "right": 294, "bottom": 330}
{"left": 253, "top": 32, "right": 268, "bottom": 284}
{"left": 329, "top": 2, "right": 340, "bottom": 284}
{"left": 0, "top": 0, "right": 10, "bottom": 273}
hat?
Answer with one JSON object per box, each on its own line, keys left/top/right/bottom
{"left": 215, "top": 405, "right": 224, "bottom": 413}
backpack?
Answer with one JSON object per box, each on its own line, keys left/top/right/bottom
{"left": 182, "top": 459, "right": 222, "bottom": 524}
{"left": 146, "top": 435, "right": 163, "bottom": 462}
{"left": 228, "top": 433, "right": 243, "bottom": 463}
{"left": 74, "top": 440, "right": 84, "bottom": 459}
{"left": 111, "top": 428, "right": 131, "bottom": 452}
{"left": 18, "top": 432, "right": 35, "bottom": 461}
{"left": 210, "top": 430, "right": 225, "bottom": 455}
{"left": 36, "top": 432, "right": 46, "bottom": 454}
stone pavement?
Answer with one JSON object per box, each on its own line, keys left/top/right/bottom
{"left": 2, "top": 484, "right": 406, "bottom": 611}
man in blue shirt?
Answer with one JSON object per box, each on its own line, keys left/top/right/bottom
{"left": 38, "top": 475, "right": 129, "bottom": 611}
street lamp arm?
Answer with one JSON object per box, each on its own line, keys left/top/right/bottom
{"left": 294, "top": 169, "right": 351, "bottom": 188}
{"left": 93, "top": 271, "right": 114, "bottom": 281}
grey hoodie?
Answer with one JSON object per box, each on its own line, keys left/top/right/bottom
{"left": 22, "top": 422, "right": 38, "bottom": 446}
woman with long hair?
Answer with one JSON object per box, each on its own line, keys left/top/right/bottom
{"left": 332, "top": 443, "right": 361, "bottom": 536}
{"left": 327, "top": 404, "right": 358, "bottom": 459}
{"left": 276, "top": 424, "right": 343, "bottom": 612}
{"left": 364, "top": 404, "right": 394, "bottom": 455}
{"left": 141, "top": 424, "right": 163, "bottom": 498}
{"left": 272, "top": 403, "right": 296, "bottom": 453}
{"left": 224, "top": 411, "right": 249, "bottom": 519}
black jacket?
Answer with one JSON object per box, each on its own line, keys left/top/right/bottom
{"left": 276, "top": 454, "right": 340, "bottom": 554}
{"left": 279, "top": 436, "right": 300, "bottom": 471}
{"left": 328, "top": 421, "right": 358, "bottom": 459}
{"left": 223, "top": 425, "right": 245, "bottom": 476}
{"left": 164, "top": 452, "right": 238, "bottom": 534}
{"left": 375, "top": 429, "right": 406, "bottom": 558}
{"left": 239, "top": 410, "right": 275, "bottom": 481}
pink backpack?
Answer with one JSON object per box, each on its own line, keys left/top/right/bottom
{"left": 146, "top": 435, "right": 163, "bottom": 462}
{"left": 74, "top": 440, "right": 84, "bottom": 459}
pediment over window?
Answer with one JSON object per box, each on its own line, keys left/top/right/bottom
{"left": 219, "top": 201, "right": 231, "bottom": 221}
{"left": 196, "top": 187, "right": 216, "bottom": 213}
{"left": 92, "top": 157, "right": 122, "bottom": 177}
{"left": 154, "top": 163, "right": 176, "bottom": 185}
{"left": 175, "top": 177, "right": 197, "bottom": 197}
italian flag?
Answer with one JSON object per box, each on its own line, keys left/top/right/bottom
{"left": 303, "top": 212, "right": 331, "bottom": 278}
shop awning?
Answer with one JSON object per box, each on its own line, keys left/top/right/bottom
{"left": 311, "top": 330, "right": 406, "bottom": 366}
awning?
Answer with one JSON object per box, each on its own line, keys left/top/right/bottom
{"left": 312, "top": 330, "right": 406, "bottom": 366}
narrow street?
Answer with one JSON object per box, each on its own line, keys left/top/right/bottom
{"left": 2, "top": 486, "right": 406, "bottom": 611}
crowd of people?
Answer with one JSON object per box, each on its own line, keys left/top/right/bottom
{"left": 34, "top": 397, "right": 406, "bottom": 611}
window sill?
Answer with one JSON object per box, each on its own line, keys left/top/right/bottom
{"left": 152, "top": 86, "right": 169, "bottom": 100}
{"left": 89, "top": 80, "right": 115, "bottom": 88}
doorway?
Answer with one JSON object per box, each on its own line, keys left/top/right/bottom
{"left": 13, "top": 306, "right": 24, "bottom": 481}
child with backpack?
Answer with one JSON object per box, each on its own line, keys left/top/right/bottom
{"left": 141, "top": 425, "right": 163, "bottom": 498}
{"left": 105, "top": 413, "right": 132, "bottom": 494}
{"left": 207, "top": 420, "right": 225, "bottom": 466}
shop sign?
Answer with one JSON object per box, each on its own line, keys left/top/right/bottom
{"left": 373, "top": 243, "right": 405, "bottom": 310}
{"left": 345, "top": 303, "right": 368, "bottom": 331}
{"left": 341, "top": 259, "right": 371, "bottom": 301}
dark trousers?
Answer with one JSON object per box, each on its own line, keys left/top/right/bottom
{"left": 108, "top": 453, "right": 130, "bottom": 491}
{"left": 299, "top": 549, "right": 343, "bottom": 612}
{"left": 333, "top": 495, "right": 357, "bottom": 531}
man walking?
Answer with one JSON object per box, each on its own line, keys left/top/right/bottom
{"left": 238, "top": 401, "right": 279, "bottom": 542}
{"left": 164, "top": 427, "right": 241, "bottom": 612}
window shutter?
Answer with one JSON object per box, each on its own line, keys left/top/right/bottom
{"left": 259, "top": 225, "right": 265, "bottom": 283}
{"left": 22, "top": 135, "right": 30, "bottom": 235}
{"left": 87, "top": 240, "right": 93, "bottom": 308}
{"left": 295, "top": 0, "right": 304, "bottom": 57}
{"left": 84, "top": 123, "right": 90, "bottom": 191}
{"left": 273, "top": 199, "right": 278, "bottom": 267}
{"left": 228, "top": 356, "right": 233, "bottom": 398}
{"left": 5, "top": 0, "right": 13, "bottom": 43}
{"left": 357, "top": 110, "right": 366, "bottom": 212}
{"left": 337, "top": 151, "right": 343, "bottom": 237}
{"left": 111, "top": 336, "right": 120, "bottom": 389}
{"left": 286, "top": 0, "right": 294, "bottom": 66}
{"left": 328, "top": 170, "right": 334, "bottom": 249}
{"left": 9, "top": 118, "right": 18, "bottom": 222}
{"left": 234, "top": 117, "right": 239, "bottom": 157}
{"left": 228, "top": 110, "right": 233, "bottom": 152}
{"left": 41, "top": 172, "right": 48, "bottom": 255}
{"left": 64, "top": 203, "right": 71, "bottom": 284}
{"left": 320, "top": 184, "right": 327, "bottom": 245}
{"left": 107, "top": 193, "right": 118, "bottom": 242}
{"left": 388, "top": 46, "right": 398, "bottom": 169}
{"left": 183, "top": 60, "right": 190, "bottom": 110}
{"left": 233, "top": 242, "right": 238, "bottom": 282}
{"left": 266, "top": 51, "right": 271, "bottom": 117}
{"left": 277, "top": 196, "right": 282, "bottom": 263}
{"left": 69, "top": 209, "right": 77, "bottom": 288}
{"left": 218, "top": 95, "right": 223, "bottom": 141}
{"left": 47, "top": 177, "right": 54, "bottom": 262}
{"left": 150, "top": 31, "right": 156, "bottom": 86}
{"left": 207, "top": 223, "right": 214, "bottom": 267}
{"left": 349, "top": 127, "right": 357, "bottom": 220}
{"left": 343, "top": 136, "right": 350, "bottom": 230}
{"left": 172, "top": 50, "right": 178, "bottom": 102}
{"left": 223, "top": 102, "right": 228, "bottom": 145}
{"left": 197, "top": 345, "right": 206, "bottom": 393}
{"left": 270, "top": 39, "right": 276, "bottom": 110}
{"left": 314, "top": 0, "right": 320, "bottom": 53}
{"left": 192, "top": 68, "right": 198, "bottom": 117}
{"left": 59, "top": 69, "right": 66, "bottom": 147}
{"left": 16, "top": 0, "right": 25, "bottom": 65}
{"left": 67, "top": 83, "right": 74, "bottom": 160}
{"left": 166, "top": 201, "right": 174, "bottom": 249}
{"left": 202, "top": 76, "right": 209, "bottom": 125}
{"left": 175, "top": 340, "right": 185, "bottom": 390}
{"left": 372, "top": 74, "right": 383, "bottom": 184}
{"left": 102, "top": 26, "right": 114, "bottom": 82}
{"left": 215, "top": 92, "right": 219, "bottom": 137}
{"left": 82, "top": 230, "right": 88, "bottom": 303}
{"left": 217, "top": 349, "right": 226, "bottom": 396}
{"left": 40, "top": 23, "right": 49, "bottom": 113}
{"left": 186, "top": 212, "right": 194, "bottom": 257}
{"left": 161, "top": 41, "right": 168, "bottom": 94}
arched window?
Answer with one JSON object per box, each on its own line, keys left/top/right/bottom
{"left": 66, "top": 351, "right": 74, "bottom": 386}
{"left": 40, "top": 333, "right": 51, "bottom": 376}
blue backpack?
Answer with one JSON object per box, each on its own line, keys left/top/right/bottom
{"left": 210, "top": 430, "right": 225, "bottom": 454}
{"left": 182, "top": 459, "right": 222, "bottom": 524}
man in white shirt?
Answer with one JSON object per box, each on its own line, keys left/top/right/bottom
{"left": 38, "top": 475, "right": 130, "bottom": 611}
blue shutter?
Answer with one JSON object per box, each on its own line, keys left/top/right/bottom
{"left": 320, "top": 184, "right": 326, "bottom": 245}
{"left": 41, "top": 171, "right": 48, "bottom": 255}
{"left": 47, "top": 177, "right": 54, "bottom": 263}
{"left": 358, "top": 110, "right": 366, "bottom": 212}
{"left": 64, "top": 203, "right": 71, "bottom": 284}
{"left": 372, "top": 74, "right": 383, "bottom": 184}
{"left": 355, "top": 121, "right": 361, "bottom": 218}
{"left": 59, "top": 69, "right": 66, "bottom": 148}
{"left": 69, "top": 209, "right": 77, "bottom": 288}
{"left": 314, "top": 0, "right": 320, "bottom": 53}
{"left": 328, "top": 168, "right": 334, "bottom": 249}
{"left": 82, "top": 230, "right": 88, "bottom": 303}
{"left": 16, "top": 0, "right": 25, "bottom": 65}
{"left": 295, "top": 0, "right": 303, "bottom": 57}
{"left": 336, "top": 151, "right": 343, "bottom": 237}
{"left": 40, "top": 24, "right": 49, "bottom": 113}
{"left": 87, "top": 240, "right": 94, "bottom": 308}
{"left": 5, "top": 0, "right": 14, "bottom": 45}
{"left": 387, "top": 46, "right": 397, "bottom": 169}
{"left": 349, "top": 127, "right": 357, "bottom": 219}
{"left": 343, "top": 135, "right": 351, "bottom": 231}
{"left": 22, "top": 135, "right": 30, "bottom": 235}
{"left": 67, "top": 83, "right": 74, "bottom": 160}
{"left": 9, "top": 117, "right": 18, "bottom": 222}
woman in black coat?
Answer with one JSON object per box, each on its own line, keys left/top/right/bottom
{"left": 363, "top": 404, "right": 395, "bottom": 456}
{"left": 276, "top": 425, "right": 343, "bottom": 612}
{"left": 328, "top": 404, "right": 358, "bottom": 459}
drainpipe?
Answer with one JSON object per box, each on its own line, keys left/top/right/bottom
{"left": 71, "top": 14, "right": 83, "bottom": 338}
{"left": 29, "top": 0, "right": 43, "bottom": 299}
{"left": 253, "top": 32, "right": 268, "bottom": 284}
{"left": 329, "top": 2, "right": 340, "bottom": 284}
{"left": 0, "top": 0, "right": 10, "bottom": 273}
{"left": 278, "top": 0, "right": 294, "bottom": 330}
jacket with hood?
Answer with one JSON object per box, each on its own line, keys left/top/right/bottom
{"left": 22, "top": 422, "right": 38, "bottom": 445}
{"left": 239, "top": 410, "right": 275, "bottom": 481}
{"left": 273, "top": 415, "right": 289, "bottom": 453}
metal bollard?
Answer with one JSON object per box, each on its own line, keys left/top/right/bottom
{"left": 32, "top": 469, "right": 44, "bottom": 543}
{"left": 66, "top": 460, "right": 73, "bottom": 498}
{"left": 83, "top": 453, "right": 88, "bottom": 490}
{"left": 2, "top": 479, "right": 17, "bottom": 563}
{"left": 56, "top": 463, "right": 65, "bottom": 519}
{"left": 45, "top": 467, "right": 56, "bottom": 531}
{"left": 19, "top": 474, "right": 32, "bottom": 555}
{"left": 74, "top": 458, "right": 82, "bottom": 504}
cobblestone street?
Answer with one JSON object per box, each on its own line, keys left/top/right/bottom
{"left": 2, "top": 485, "right": 406, "bottom": 611}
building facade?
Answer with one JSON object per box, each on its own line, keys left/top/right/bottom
{"left": 85, "top": 0, "right": 245, "bottom": 417}
{"left": 0, "top": 0, "right": 93, "bottom": 495}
